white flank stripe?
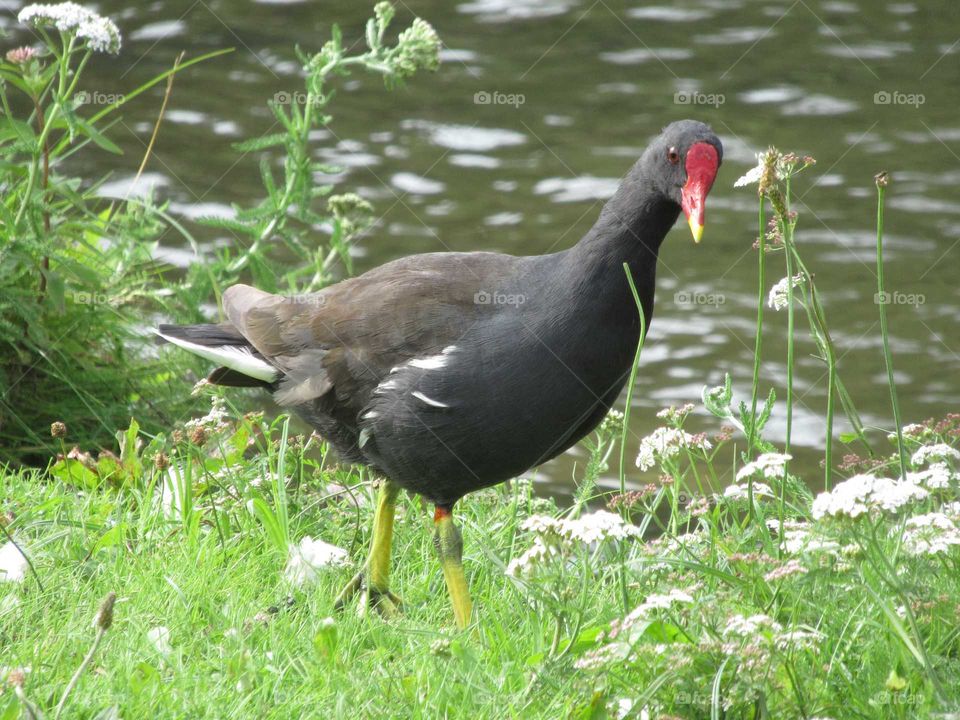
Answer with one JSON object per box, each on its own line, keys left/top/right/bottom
{"left": 375, "top": 379, "right": 399, "bottom": 393}
{"left": 156, "top": 331, "right": 278, "bottom": 382}
{"left": 409, "top": 345, "right": 458, "bottom": 370}
{"left": 411, "top": 391, "right": 449, "bottom": 408}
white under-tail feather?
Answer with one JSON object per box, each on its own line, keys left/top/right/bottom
{"left": 155, "top": 330, "right": 278, "bottom": 383}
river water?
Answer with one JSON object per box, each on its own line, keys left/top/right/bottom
{"left": 4, "top": 0, "right": 957, "bottom": 496}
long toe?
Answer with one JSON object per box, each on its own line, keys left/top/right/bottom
{"left": 333, "top": 571, "right": 364, "bottom": 612}
{"left": 358, "top": 585, "right": 403, "bottom": 619}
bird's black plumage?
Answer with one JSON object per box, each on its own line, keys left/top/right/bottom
{"left": 160, "top": 120, "right": 723, "bottom": 507}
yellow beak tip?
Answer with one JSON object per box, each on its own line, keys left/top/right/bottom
{"left": 689, "top": 219, "right": 704, "bottom": 244}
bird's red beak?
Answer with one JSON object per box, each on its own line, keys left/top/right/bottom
{"left": 680, "top": 142, "right": 720, "bottom": 244}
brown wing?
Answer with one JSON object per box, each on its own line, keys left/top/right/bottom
{"left": 222, "top": 251, "right": 519, "bottom": 412}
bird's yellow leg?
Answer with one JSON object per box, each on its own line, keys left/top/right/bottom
{"left": 367, "top": 480, "right": 400, "bottom": 598}
{"left": 434, "top": 507, "right": 472, "bottom": 629}
{"left": 334, "top": 479, "right": 402, "bottom": 617}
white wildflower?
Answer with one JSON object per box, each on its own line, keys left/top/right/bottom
{"left": 734, "top": 161, "right": 764, "bottom": 188}
{"left": 901, "top": 423, "right": 929, "bottom": 438}
{"left": 655, "top": 403, "right": 695, "bottom": 423}
{"left": 902, "top": 512, "right": 960, "bottom": 556}
{"left": 767, "top": 275, "right": 805, "bottom": 311}
{"left": 763, "top": 559, "right": 807, "bottom": 582}
{"left": 559, "top": 510, "right": 642, "bottom": 544}
{"left": 723, "top": 613, "right": 782, "bottom": 637}
{"left": 0, "top": 541, "right": 28, "bottom": 583}
{"left": 733, "top": 152, "right": 773, "bottom": 188}
{"left": 147, "top": 626, "right": 172, "bottom": 655}
{"left": 518, "top": 510, "right": 641, "bottom": 544}
{"left": 506, "top": 536, "right": 555, "bottom": 577}
{"left": 507, "top": 511, "right": 641, "bottom": 577}
{"left": 18, "top": 3, "right": 121, "bottom": 53}
{"left": 775, "top": 628, "right": 821, "bottom": 650}
{"left": 723, "top": 482, "right": 774, "bottom": 501}
{"left": 636, "top": 427, "right": 712, "bottom": 470}
{"left": 811, "top": 473, "right": 928, "bottom": 519}
{"left": 634, "top": 588, "right": 694, "bottom": 613}
{"left": 284, "top": 536, "right": 350, "bottom": 586}
{"left": 736, "top": 452, "right": 792, "bottom": 482}
{"left": 184, "top": 396, "right": 231, "bottom": 433}
{"left": 574, "top": 642, "right": 626, "bottom": 670}
{"left": 908, "top": 463, "right": 954, "bottom": 490}
{"left": 766, "top": 519, "right": 846, "bottom": 555}
{"left": 911, "top": 444, "right": 960, "bottom": 466}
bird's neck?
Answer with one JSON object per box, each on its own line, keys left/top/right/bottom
{"left": 562, "top": 175, "right": 680, "bottom": 325}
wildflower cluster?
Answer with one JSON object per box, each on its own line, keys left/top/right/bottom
{"left": 506, "top": 510, "right": 641, "bottom": 577}
{"left": 636, "top": 426, "right": 712, "bottom": 471}
{"left": 767, "top": 274, "right": 805, "bottom": 311}
{"left": 18, "top": 2, "right": 121, "bottom": 53}
{"left": 811, "top": 473, "right": 929, "bottom": 519}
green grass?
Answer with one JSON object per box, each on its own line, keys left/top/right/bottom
{"left": 0, "top": 454, "right": 607, "bottom": 719}
{"left": 3, "top": 401, "right": 960, "bottom": 719}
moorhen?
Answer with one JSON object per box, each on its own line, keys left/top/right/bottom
{"left": 158, "top": 119, "right": 722, "bottom": 628}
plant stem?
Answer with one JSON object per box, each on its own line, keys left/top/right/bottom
{"left": 780, "top": 177, "right": 795, "bottom": 552}
{"left": 618, "top": 262, "right": 648, "bottom": 498}
{"left": 875, "top": 175, "right": 908, "bottom": 480}
{"left": 54, "top": 626, "right": 105, "bottom": 719}
{"left": 747, "top": 195, "right": 767, "bottom": 522}
{"left": 617, "top": 262, "right": 648, "bottom": 613}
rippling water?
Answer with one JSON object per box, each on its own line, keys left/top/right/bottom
{"left": 5, "top": 0, "right": 957, "bottom": 496}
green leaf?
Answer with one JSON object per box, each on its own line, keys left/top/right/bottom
{"left": 97, "top": 452, "right": 123, "bottom": 485}
{"left": 885, "top": 668, "right": 908, "bottom": 691}
{"left": 0, "top": 694, "right": 21, "bottom": 720}
{"left": 313, "top": 621, "right": 338, "bottom": 660}
{"left": 250, "top": 497, "right": 285, "bottom": 552}
{"left": 232, "top": 133, "right": 289, "bottom": 153}
{"left": 703, "top": 373, "right": 733, "bottom": 418}
{"left": 75, "top": 116, "right": 124, "bottom": 155}
{"left": 525, "top": 625, "right": 606, "bottom": 665}
{"left": 129, "top": 662, "right": 161, "bottom": 695}
{"left": 90, "top": 523, "right": 126, "bottom": 555}
{"left": 50, "top": 458, "right": 100, "bottom": 489}
{"left": 117, "top": 418, "right": 142, "bottom": 483}
{"left": 91, "top": 705, "right": 122, "bottom": 720}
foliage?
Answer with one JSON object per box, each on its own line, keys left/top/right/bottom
{"left": 0, "top": 4, "right": 230, "bottom": 463}
{"left": 0, "top": 2, "right": 440, "bottom": 464}
{"left": 193, "top": 0, "right": 441, "bottom": 296}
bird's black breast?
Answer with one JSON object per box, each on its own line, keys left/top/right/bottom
{"left": 351, "top": 286, "right": 637, "bottom": 505}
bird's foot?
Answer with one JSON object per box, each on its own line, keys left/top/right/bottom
{"left": 334, "top": 571, "right": 403, "bottom": 619}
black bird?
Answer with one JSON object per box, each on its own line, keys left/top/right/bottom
{"left": 158, "top": 119, "right": 722, "bottom": 627}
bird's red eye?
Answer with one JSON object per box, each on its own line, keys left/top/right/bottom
{"left": 668, "top": 147, "right": 680, "bottom": 165}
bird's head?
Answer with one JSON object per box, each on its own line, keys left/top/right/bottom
{"left": 646, "top": 119, "right": 723, "bottom": 243}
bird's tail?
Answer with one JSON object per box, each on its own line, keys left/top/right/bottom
{"left": 156, "top": 323, "right": 279, "bottom": 387}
